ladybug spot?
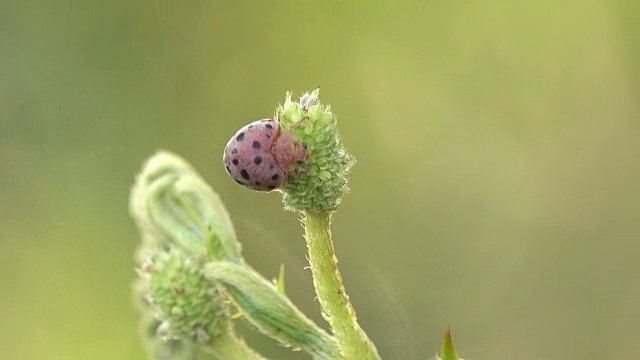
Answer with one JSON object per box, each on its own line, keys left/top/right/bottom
{"left": 237, "top": 132, "right": 245, "bottom": 142}
{"left": 265, "top": 124, "right": 273, "bottom": 129}
{"left": 297, "top": 160, "right": 304, "bottom": 164}
{"left": 302, "top": 144, "right": 307, "bottom": 149}
{"left": 225, "top": 166, "right": 231, "bottom": 173}
{"left": 266, "top": 135, "right": 271, "bottom": 139}
{"left": 255, "top": 181, "right": 261, "bottom": 186}
{"left": 254, "top": 156, "right": 262, "bottom": 165}
{"left": 235, "top": 180, "right": 244, "bottom": 185}
{"left": 240, "top": 169, "right": 250, "bottom": 180}
{"left": 248, "top": 125, "right": 254, "bottom": 128}
{"left": 252, "top": 140, "right": 261, "bottom": 149}
{"left": 271, "top": 173, "right": 279, "bottom": 180}
{"left": 231, "top": 148, "right": 238, "bottom": 155}
{"left": 232, "top": 159, "right": 239, "bottom": 166}
{"left": 268, "top": 185, "right": 276, "bottom": 190}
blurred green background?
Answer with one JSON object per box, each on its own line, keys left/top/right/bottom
{"left": 2, "top": 1, "right": 639, "bottom": 359}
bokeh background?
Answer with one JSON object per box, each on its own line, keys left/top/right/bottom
{"left": 2, "top": 1, "right": 639, "bottom": 359}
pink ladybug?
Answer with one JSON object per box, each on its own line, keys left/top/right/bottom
{"left": 223, "top": 119, "right": 308, "bottom": 191}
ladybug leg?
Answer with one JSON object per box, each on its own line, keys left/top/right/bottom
{"left": 290, "top": 118, "right": 310, "bottom": 174}
{"left": 289, "top": 164, "right": 307, "bottom": 178}
{"left": 293, "top": 116, "right": 309, "bottom": 127}
{"left": 289, "top": 142, "right": 309, "bottom": 178}
{"left": 288, "top": 116, "right": 310, "bottom": 148}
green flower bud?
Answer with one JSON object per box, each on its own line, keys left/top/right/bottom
{"left": 139, "top": 313, "right": 200, "bottom": 360}
{"left": 139, "top": 247, "right": 230, "bottom": 344}
{"left": 205, "top": 261, "right": 343, "bottom": 360}
{"left": 130, "top": 151, "right": 242, "bottom": 262}
{"left": 276, "top": 89, "right": 355, "bottom": 212}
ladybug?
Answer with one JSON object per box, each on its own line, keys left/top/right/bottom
{"left": 223, "top": 119, "right": 308, "bottom": 191}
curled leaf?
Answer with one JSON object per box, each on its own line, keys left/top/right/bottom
{"left": 205, "top": 261, "right": 342, "bottom": 359}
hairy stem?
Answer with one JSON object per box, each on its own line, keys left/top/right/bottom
{"left": 303, "top": 210, "right": 380, "bottom": 360}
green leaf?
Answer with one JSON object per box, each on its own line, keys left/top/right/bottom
{"left": 130, "top": 151, "right": 242, "bottom": 263}
{"left": 276, "top": 263, "right": 286, "bottom": 295}
{"left": 440, "top": 326, "right": 461, "bottom": 360}
{"left": 205, "top": 261, "right": 342, "bottom": 359}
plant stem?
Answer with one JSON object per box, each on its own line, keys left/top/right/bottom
{"left": 303, "top": 210, "right": 381, "bottom": 360}
{"left": 203, "top": 330, "right": 267, "bottom": 360}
